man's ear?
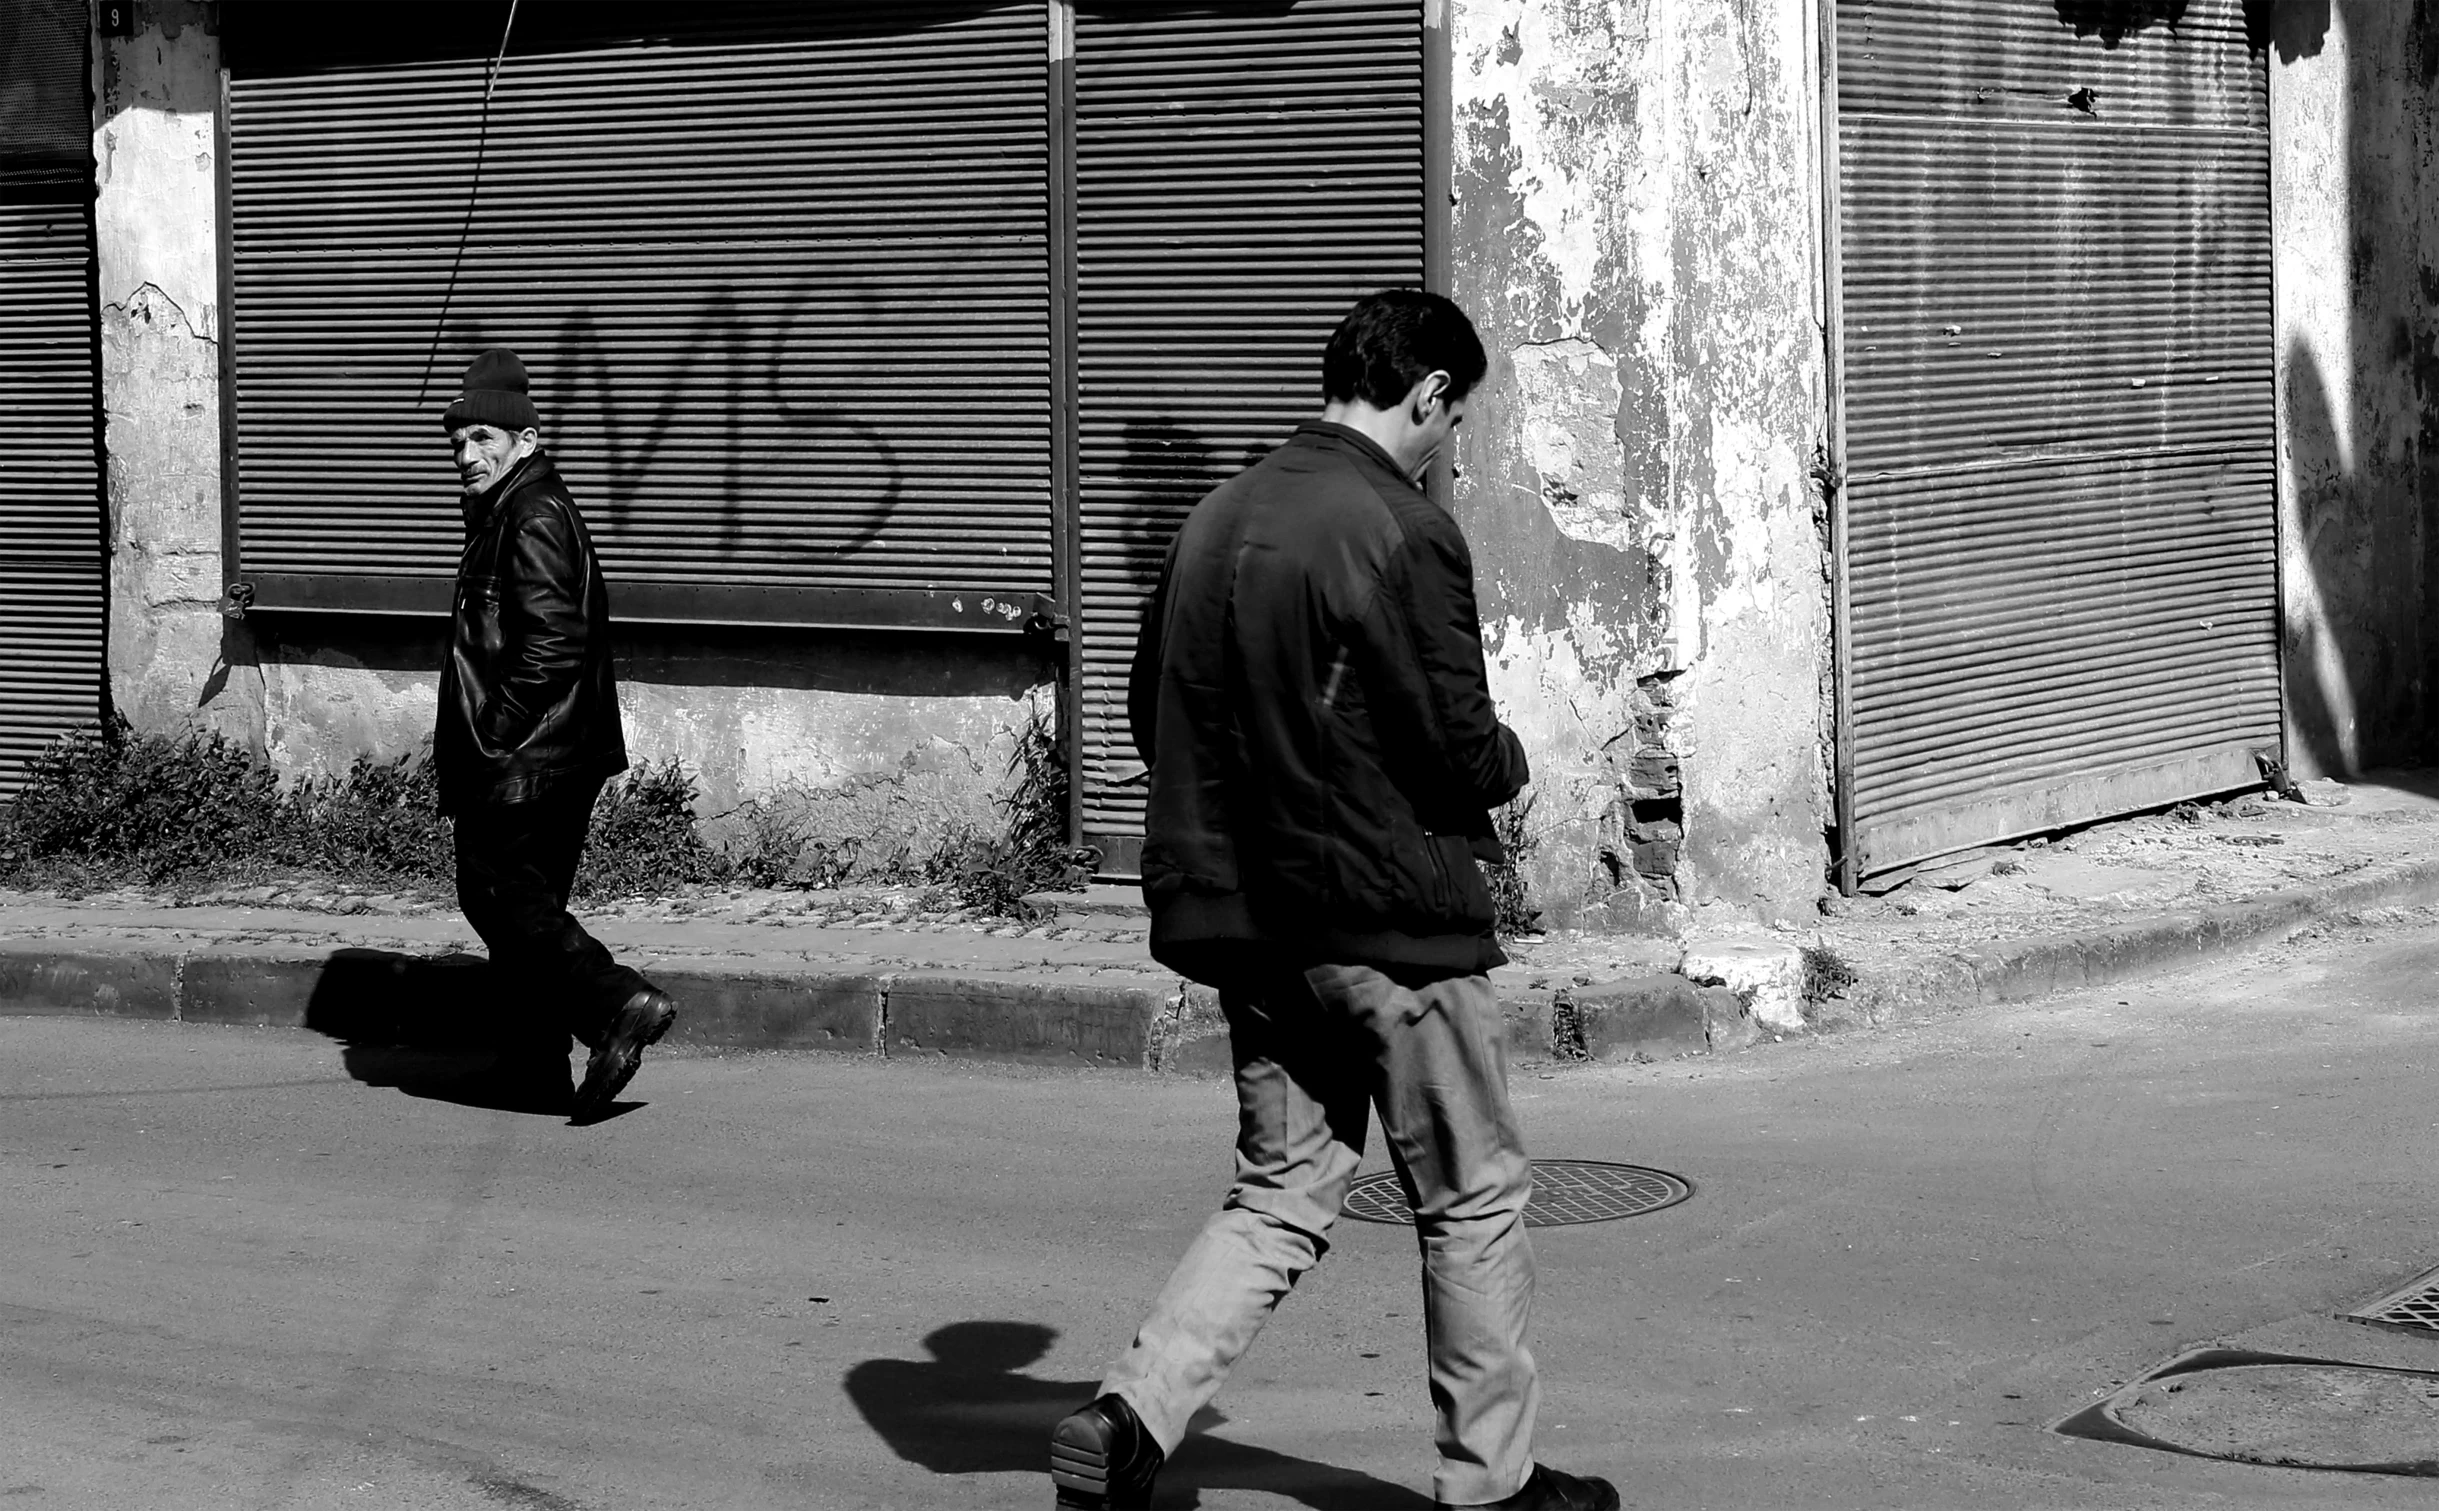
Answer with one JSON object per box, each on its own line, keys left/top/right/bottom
{"left": 1412, "top": 370, "right": 1454, "bottom": 418}
{"left": 517, "top": 427, "right": 541, "bottom": 449}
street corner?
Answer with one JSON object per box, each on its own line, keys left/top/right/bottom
{"left": 1153, "top": 982, "right": 1231, "bottom": 1078}
{"left": 1678, "top": 938, "right": 1808, "bottom": 1035}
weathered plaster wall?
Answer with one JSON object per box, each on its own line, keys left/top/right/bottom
{"left": 93, "top": 2, "right": 259, "bottom": 745}
{"left": 2270, "top": 0, "right": 2439, "bottom": 775}
{"left": 1450, "top": 0, "right": 1829, "bottom": 930}
{"left": 93, "top": 9, "right": 1049, "bottom": 823}
{"left": 248, "top": 625, "right": 1047, "bottom": 818}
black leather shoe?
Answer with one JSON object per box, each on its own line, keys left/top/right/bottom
{"left": 1050, "top": 1393, "right": 1162, "bottom": 1510}
{"left": 572, "top": 988, "right": 676, "bottom": 1122}
{"left": 1439, "top": 1463, "right": 1622, "bottom": 1511}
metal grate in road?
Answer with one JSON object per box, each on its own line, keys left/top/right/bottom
{"left": 2341, "top": 1264, "right": 2439, "bottom": 1335}
{"left": 1341, "top": 1160, "right": 1693, "bottom": 1228}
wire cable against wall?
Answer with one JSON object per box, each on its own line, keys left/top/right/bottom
{"left": 418, "top": 0, "right": 520, "bottom": 406}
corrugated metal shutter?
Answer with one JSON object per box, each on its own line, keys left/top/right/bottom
{"left": 1073, "top": 0, "right": 1424, "bottom": 866}
{"left": 1834, "top": 0, "right": 2278, "bottom": 877}
{"left": 0, "top": 0, "right": 103, "bottom": 793}
{"left": 223, "top": 4, "right": 1052, "bottom": 633}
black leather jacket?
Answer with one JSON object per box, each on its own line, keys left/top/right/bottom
{"left": 1128, "top": 422, "right": 1530, "bottom": 982}
{"left": 435, "top": 449, "right": 628, "bottom": 813}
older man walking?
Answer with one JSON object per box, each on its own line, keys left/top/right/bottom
{"left": 1049, "top": 292, "right": 1618, "bottom": 1511}
{"left": 436, "top": 347, "right": 677, "bottom": 1123}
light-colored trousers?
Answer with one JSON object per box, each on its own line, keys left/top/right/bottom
{"left": 1100, "top": 961, "right": 1540, "bottom": 1507}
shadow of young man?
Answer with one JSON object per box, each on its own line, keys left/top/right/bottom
{"left": 843, "top": 1320, "right": 1429, "bottom": 1509}
{"left": 304, "top": 947, "right": 584, "bottom": 1119}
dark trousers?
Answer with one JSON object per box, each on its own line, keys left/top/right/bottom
{"left": 453, "top": 779, "right": 649, "bottom": 1047}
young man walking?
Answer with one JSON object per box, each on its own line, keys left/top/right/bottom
{"left": 1050, "top": 293, "right": 1618, "bottom": 1511}
{"left": 436, "top": 348, "right": 677, "bottom": 1122}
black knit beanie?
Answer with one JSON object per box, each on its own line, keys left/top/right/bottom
{"left": 440, "top": 347, "right": 540, "bottom": 433}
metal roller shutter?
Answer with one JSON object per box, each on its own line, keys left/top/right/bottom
{"left": 223, "top": 4, "right": 1053, "bottom": 633}
{"left": 1833, "top": 0, "right": 2278, "bottom": 878}
{"left": 1072, "top": 0, "right": 1424, "bottom": 867}
{"left": 0, "top": 0, "right": 103, "bottom": 793}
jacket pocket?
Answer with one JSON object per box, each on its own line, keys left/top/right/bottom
{"left": 1423, "top": 831, "right": 1496, "bottom": 931}
{"left": 455, "top": 573, "right": 506, "bottom": 660}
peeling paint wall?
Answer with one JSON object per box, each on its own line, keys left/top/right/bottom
{"left": 1451, "top": 0, "right": 1829, "bottom": 930}
{"left": 93, "top": 11, "right": 1049, "bottom": 821}
{"left": 2271, "top": 1, "right": 2437, "bottom": 776}
{"left": 93, "top": 2, "right": 260, "bottom": 747}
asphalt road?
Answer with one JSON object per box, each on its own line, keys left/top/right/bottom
{"left": 7, "top": 916, "right": 2439, "bottom": 1509}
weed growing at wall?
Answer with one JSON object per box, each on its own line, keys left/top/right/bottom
{"left": 1486, "top": 792, "right": 1542, "bottom": 940}
{"left": 282, "top": 752, "right": 453, "bottom": 883}
{"left": 0, "top": 718, "right": 1062, "bottom": 914}
{"left": 924, "top": 703, "right": 1075, "bottom": 918}
{"left": 572, "top": 759, "right": 722, "bottom": 901}
{"left": 1799, "top": 943, "right": 1857, "bottom": 1005}
{"left": 0, "top": 717, "right": 280, "bottom": 884}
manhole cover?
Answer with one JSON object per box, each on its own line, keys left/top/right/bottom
{"left": 2059, "top": 1354, "right": 2439, "bottom": 1476}
{"left": 2343, "top": 1264, "right": 2439, "bottom": 1336}
{"left": 1341, "top": 1160, "right": 1692, "bottom": 1227}
{"left": 2115, "top": 1364, "right": 2439, "bottom": 1472}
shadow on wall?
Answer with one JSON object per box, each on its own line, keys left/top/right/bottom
{"left": 2052, "top": 0, "right": 2326, "bottom": 54}
{"left": 1112, "top": 416, "right": 1269, "bottom": 577}
{"left": 2272, "top": 0, "right": 2438, "bottom": 776}
{"left": 2051, "top": 0, "right": 2334, "bottom": 60}
{"left": 2054, "top": 0, "right": 2192, "bottom": 44}
{"left": 2255, "top": 0, "right": 2332, "bottom": 61}
{"left": 841, "top": 1320, "right": 1430, "bottom": 1509}
{"left": 2283, "top": 343, "right": 2374, "bottom": 774}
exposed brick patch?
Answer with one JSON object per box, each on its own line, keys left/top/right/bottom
{"left": 1599, "top": 669, "right": 1684, "bottom": 908}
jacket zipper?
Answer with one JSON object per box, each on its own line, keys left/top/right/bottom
{"left": 1319, "top": 647, "right": 1349, "bottom": 709}
{"left": 1423, "top": 833, "right": 1454, "bottom": 911}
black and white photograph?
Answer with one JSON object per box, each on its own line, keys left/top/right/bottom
{"left": 3, "top": 0, "right": 2438, "bottom": 1506}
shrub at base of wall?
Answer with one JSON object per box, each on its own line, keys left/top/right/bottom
{"left": 0, "top": 714, "right": 1068, "bottom": 916}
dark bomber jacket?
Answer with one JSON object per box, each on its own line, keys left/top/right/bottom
{"left": 1127, "top": 421, "right": 1531, "bottom": 982}
{"left": 435, "top": 450, "right": 628, "bottom": 813}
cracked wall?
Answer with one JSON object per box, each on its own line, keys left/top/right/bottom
{"left": 94, "top": 10, "right": 1047, "bottom": 820}
{"left": 1451, "top": 0, "right": 1829, "bottom": 930}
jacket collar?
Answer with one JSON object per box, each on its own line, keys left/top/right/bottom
{"left": 461, "top": 447, "right": 553, "bottom": 531}
{"left": 1291, "top": 420, "right": 1412, "bottom": 485}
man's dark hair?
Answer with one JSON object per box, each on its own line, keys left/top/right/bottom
{"left": 1321, "top": 289, "right": 1489, "bottom": 408}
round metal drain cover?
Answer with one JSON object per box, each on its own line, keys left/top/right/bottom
{"left": 1341, "top": 1160, "right": 1693, "bottom": 1227}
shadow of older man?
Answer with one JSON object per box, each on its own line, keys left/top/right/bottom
{"left": 305, "top": 947, "right": 579, "bottom": 1118}
{"left": 844, "top": 1320, "right": 1430, "bottom": 1508}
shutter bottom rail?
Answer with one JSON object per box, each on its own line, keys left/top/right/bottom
{"left": 239, "top": 572, "right": 1056, "bottom": 635}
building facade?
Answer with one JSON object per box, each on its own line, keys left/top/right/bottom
{"left": 1, "top": 0, "right": 2422, "bottom": 933}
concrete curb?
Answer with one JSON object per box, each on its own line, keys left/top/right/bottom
{"left": 1829, "top": 854, "right": 2439, "bottom": 1028}
{"left": 0, "top": 940, "right": 1714, "bottom": 1075}
{"left": 9, "top": 853, "right": 2436, "bottom": 1068}
{"left": 0, "top": 942, "right": 1205, "bottom": 1073}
